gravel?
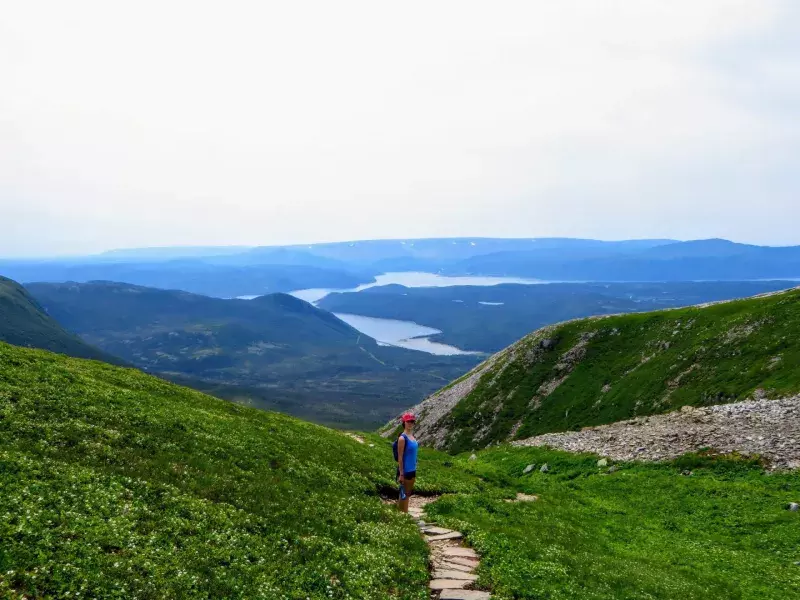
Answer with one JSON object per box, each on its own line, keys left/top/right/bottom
{"left": 513, "top": 395, "right": 800, "bottom": 470}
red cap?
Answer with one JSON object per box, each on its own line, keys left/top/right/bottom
{"left": 401, "top": 412, "right": 416, "bottom": 423}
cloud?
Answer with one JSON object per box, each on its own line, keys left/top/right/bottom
{"left": 1, "top": 0, "right": 798, "bottom": 256}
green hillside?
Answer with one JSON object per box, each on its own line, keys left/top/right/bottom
{"left": 27, "top": 281, "right": 478, "bottom": 428}
{"left": 1, "top": 342, "right": 798, "bottom": 599}
{"left": 0, "top": 341, "right": 482, "bottom": 599}
{"left": 405, "top": 287, "right": 800, "bottom": 453}
{"left": 0, "top": 276, "right": 117, "bottom": 363}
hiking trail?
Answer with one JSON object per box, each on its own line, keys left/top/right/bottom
{"left": 407, "top": 495, "right": 491, "bottom": 600}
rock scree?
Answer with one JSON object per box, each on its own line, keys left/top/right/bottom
{"left": 513, "top": 394, "right": 800, "bottom": 469}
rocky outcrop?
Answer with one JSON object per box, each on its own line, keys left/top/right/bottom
{"left": 513, "top": 395, "right": 800, "bottom": 469}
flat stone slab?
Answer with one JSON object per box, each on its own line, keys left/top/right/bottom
{"left": 439, "top": 590, "right": 491, "bottom": 600}
{"left": 443, "top": 556, "right": 480, "bottom": 569}
{"left": 433, "top": 570, "right": 478, "bottom": 581}
{"left": 427, "top": 531, "right": 463, "bottom": 542}
{"left": 439, "top": 560, "right": 476, "bottom": 573}
{"left": 442, "top": 547, "right": 478, "bottom": 558}
{"left": 421, "top": 526, "right": 454, "bottom": 535}
{"left": 430, "top": 579, "right": 470, "bottom": 590}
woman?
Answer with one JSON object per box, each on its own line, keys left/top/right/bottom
{"left": 396, "top": 412, "right": 419, "bottom": 513}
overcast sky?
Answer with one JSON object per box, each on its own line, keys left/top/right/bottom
{"left": 2, "top": 1, "right": 799, "bottom": 257}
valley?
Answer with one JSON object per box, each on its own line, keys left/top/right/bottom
{"left": 25, "top": 281, "right": 479, "bottom": 429}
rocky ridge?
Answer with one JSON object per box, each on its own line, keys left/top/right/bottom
{"left": 513, "top": 394, "right": 800, "bottom": 469}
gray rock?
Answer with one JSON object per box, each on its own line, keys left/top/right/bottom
{"left": 788, "top": 502, "right": 799, "bottom": 512}
{"left": 513, "top": 393, "right": 800, "bottom": 470}
{"left": 468, "top": 454, "right": 477, "bottom": 461}
{"left": 523, "top": 463, "right": 535, "bottom": 474}
{"left": 540, "top": 339, "right": 556, "bottom": 350}
{"left": 608, "top": 465, "right": 619, "bottom": 473}
{"left": 597, "top": 458, "right": 608, "bottom": 467}
{"left": 540, "top": 463, "right": 550, "bottom": 473}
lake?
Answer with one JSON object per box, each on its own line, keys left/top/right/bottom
{"left": 334, "top": 313, "right": 481, "bottom": 356}
{"left": 290, "top": 271, "right": 549, "bottom": 303}
{"left": 239, "top": 271, "right": 543, "bottom": 356}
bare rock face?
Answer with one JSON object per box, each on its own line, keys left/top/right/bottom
{"left": 513, "top": 395, "right": 800, "bottom": 470}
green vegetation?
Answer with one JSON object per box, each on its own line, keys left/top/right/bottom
{"left": 0, "top": 276, "right": 117, "bottom": 363}
{"left": 427, "top": 447, "right": 800, "bottom": 600}
{"left": 1, "top": 340, "right": 798, "bottom": 599}
{"left": 318, "top": 281, "right": 797, "bottom": 352}
{"left": 436, "top": 287, "right": 800, "bottom": 452}
{"left": 0, "top": 341, "right": 482, "bottom": 599}
{"left": 26, "top": 281, "right": 478, "bottom": 428}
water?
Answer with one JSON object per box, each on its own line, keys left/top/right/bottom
{"left": 334, "top": 313, "right": 480, "bottom": 356}
{"left": 290, "top": 271, "right": 548, "bottom": 303}
{"left": 239, "top": 271, "right": 541, "bottom": 355}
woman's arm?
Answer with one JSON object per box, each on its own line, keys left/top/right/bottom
{"left": 397, "top": 435, "right": 406, "bottom": 481}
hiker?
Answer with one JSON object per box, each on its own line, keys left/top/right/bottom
{"left": 396, "top": 412, "right": 419, "bottom": 513}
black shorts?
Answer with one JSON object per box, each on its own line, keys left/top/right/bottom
{"left": 397, "top": 469, "right": 417, "bottom": 481}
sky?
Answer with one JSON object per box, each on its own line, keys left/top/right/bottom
{"left": 2, "top": 1, "right": 799, "bottom": 257}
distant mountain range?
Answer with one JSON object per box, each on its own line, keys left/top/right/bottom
{"left": 0, "top": 261, "right": 373, "bottom": 298}
{"left": 25, "top": 281, "right": 479, "bottom": 428}
{"left": 6, "top": 239, "right": 800, "bottom": 298}
{"left": 449, "top": 239, "right": 800, "bottom": 281}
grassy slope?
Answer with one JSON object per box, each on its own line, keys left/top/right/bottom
{"left": 428, "top": 447, "right": 800, "bottom": 600}
{"left": 439, "top": 287, "right": 800, "bottom": 453}
{"left": 1, "top": 342, "right": 798, "bottom": 599}
{"left": 26, "top": 281, "right": 478, "bottom": 428}
{"left": 0, "top": 276, "right": 117, "bottom": 364}
{"left": 0, "top": 342, "right": 482, "bottom": 599}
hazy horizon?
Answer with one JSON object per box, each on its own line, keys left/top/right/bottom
{"left": 6, "top": 235, "right": 800, "bottom": 262}
{"left": 3, "top": 1, "right": 799, "bottom": 256}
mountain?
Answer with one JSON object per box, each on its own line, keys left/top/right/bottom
{"left": 0, "top": 276, "right": 117, "bottom": 363}
{"left": 0, "top": 260, "right": 374, "bottom": 298}
{"left": 451, "top": 239, "right": 800, "bottom": 281}
{"left": 26, "top": 281, "right": 479, "bottom": 428}
{"left": 396, "top": 286, "right": 800, "bottom": 453}
{"left": 81, "top": 237, "right": 677, "bottom": 271}
{"left": 97, "top": 245, "right": 254, "bottom": 260}
{"left": 318, "top": 280, "right": 799, "bottom": 352}
{"left": 283, "top": 237, "right": 676, "bottom": 265}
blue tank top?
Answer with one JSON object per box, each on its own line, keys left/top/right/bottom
{"left": 400, "top": 433, "right": 418, "bottom": 473}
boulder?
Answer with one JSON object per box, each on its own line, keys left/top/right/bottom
{"left": 523, "top": 463, "right": 535, "bottom": 474}
{"left": 788, "top": 502, "right": 799, "bottom": 512}
{"left": 597, "top": 458, "right": 608, "bottom": 467}
{"left": 540, "top": 463, "right": 550, "bottom": 473}
{"left": 540, "top": 339, "right": 556, "bottom": 350}
{"left": 468, "top": 454, "right": 477, "bottom": 461}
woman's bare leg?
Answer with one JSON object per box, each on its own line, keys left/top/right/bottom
{"left": 398, "top": 478, "right": 415, "bottom": 513}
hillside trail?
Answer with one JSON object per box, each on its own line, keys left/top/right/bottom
{"left": 384, "top": 494, "right": 491, "bottom": 599}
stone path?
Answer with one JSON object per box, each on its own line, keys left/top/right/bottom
{"left": 406, "top": 496, "right": 491, "bottom": 600}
